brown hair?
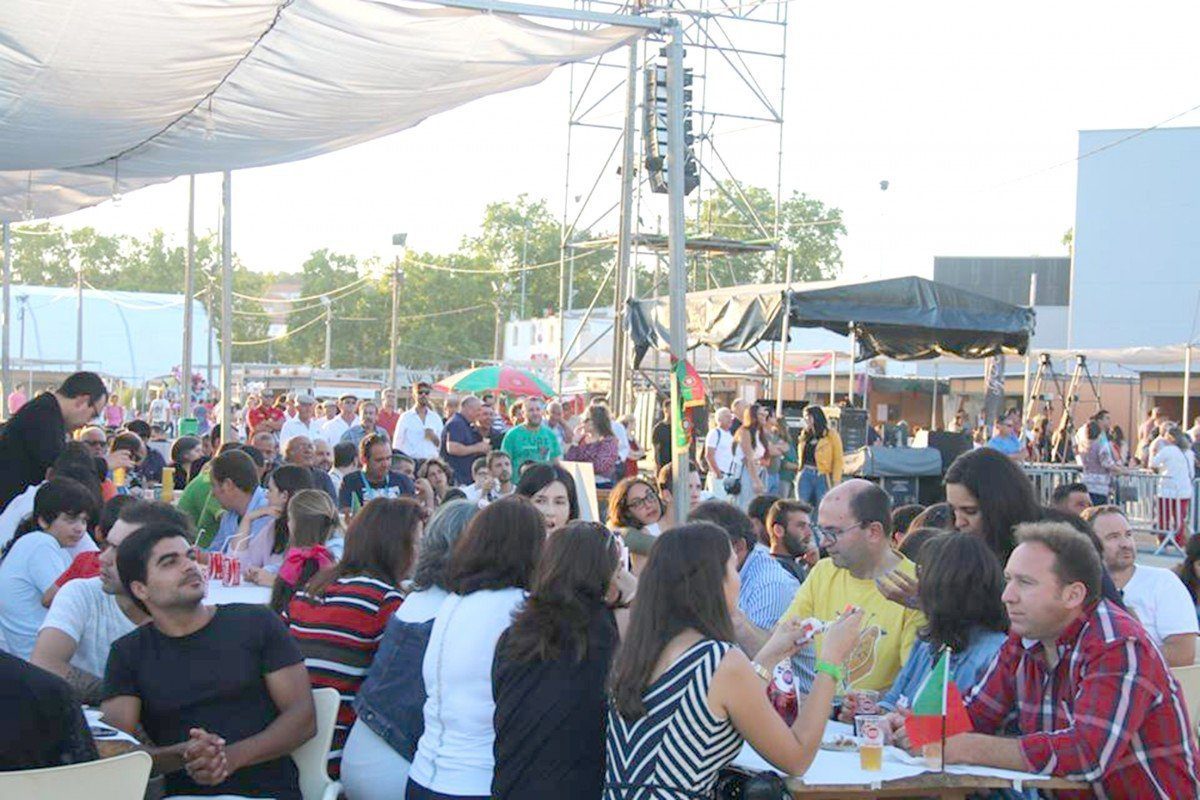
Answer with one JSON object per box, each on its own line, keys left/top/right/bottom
{"left": 304, "top": 497, "right": 425, "bottom": 598}
{"left": 609, "top": 523, "right": 735, "bottom": 719}
{"left": 608, "top": 476, "right": 665, "bottom": 529}
{"left": 500, "top": 521, "right": 619, "bottom": 664}
{"left": 445, "top": 496, "right": 545, "bottom": 594}
{"left": 1080, "top": 504, "right": 1126, "bottom": 525}
{"left": 1013, "top": 521, "right": 1103, "bottom": 604}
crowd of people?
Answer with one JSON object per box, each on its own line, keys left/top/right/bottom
{"left": 2, "top": 371, "right": 1200, "bottom": 800}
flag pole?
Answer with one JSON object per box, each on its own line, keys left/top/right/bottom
{"left": 939, "top": 645, "right": 948, "bottom": 773}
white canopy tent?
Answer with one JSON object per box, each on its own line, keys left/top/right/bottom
{"left": 0, "top": 0, "right": 697, "bottom": 515}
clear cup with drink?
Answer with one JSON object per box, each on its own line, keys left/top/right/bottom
{"left": 855, "top": 714, "right": 885, "bottom": 771}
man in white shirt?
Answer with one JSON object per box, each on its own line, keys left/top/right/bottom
{"left": 148, "top": 390, "right": 171, "bottom": 432}
{"left": 704, "top": 407, "right": 737, "bottom": 501}
{"left": 320, "top": 394, "right": 360, "bottom": 446}
{"left": 278, "top": 393, "right": 324, "bottom": 450}
{"left": 30, "top": 501, "right": 183, "bottom": 702}
{"left": 1086, "top": 504, "right": 1198, "bottom": 667}
{"left": 395, "top": 382, "right": 443, "bottom": 462}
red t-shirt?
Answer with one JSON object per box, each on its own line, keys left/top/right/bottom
{"left": 54, "top": 551, "right": 102, "bottom": 587}
{"left": 247, "top": 406, "right": 284, "bottom": 434}
{"left": 376, "top": 408, "right": 400, "bottom": 439}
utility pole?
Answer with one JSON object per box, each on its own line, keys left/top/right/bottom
{"left": 322, "top": 296, "right": 333, "bottom": 369}
{"left": 519, "top": 219, "right": 529, "bottom": 319}
{"left": 492, "top": 280, "right": 504, "bottom": 362}
{"left": 666, "top": 20, "right": 689, "bottom": 523}
{"left": 181, "top": 175, "right": 195, "bottom": 421}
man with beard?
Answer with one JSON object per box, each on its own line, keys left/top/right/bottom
{"left": 102, "top": 524, "right": 315, "bottom": 799}
{"left": 487, "top": 451, "right": 515, "bottom": 497}
{"left": 500, "top": 397, "right": 561, "bottom": 473}
{"left": 765, "top": 499, "right": 819, "bottom": 583}
{"left": 395, "top": 382, "right": 442, "bottom": 464}
{"left": 31, "top": 502, "right": 183, "bottom": 703}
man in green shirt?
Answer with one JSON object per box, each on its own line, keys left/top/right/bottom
{"left": 501, "top": 397, "right": 562, "bottom": 473}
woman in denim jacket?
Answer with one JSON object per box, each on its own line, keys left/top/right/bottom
{"left": 340, "top": 500, "right": 479, "bottom": 800}
{"left": 878, "top": 532, "right": 1009, "bottom": 722}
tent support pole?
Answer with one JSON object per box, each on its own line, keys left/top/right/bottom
{"left": 220, "top": 171, "right": 233, "bottom": 445}
{"left": 1, "top": 221, "right": 9, "bottom": 418}
{"left": 932, "top": 362, "right": 939, "bottom": 430}
{"left": 610, "top": 38, "right": 638, "bottom": 414}
{"left": 1021, "top": 272, "right": 1037, "bottom": 415}
{"left": 847, "top": 327, "right": 856, "bottom": 404}
{"left": 666, "top": 19, "right": 689, "bottom": 524}
{"left": 1185, "top": 344, "right": 1193, "bottom": 430}
{"left": 774, "top": 254, "right": 793, "bottom": 419}
{"left": 181, "top": 175, "right": 195, "bottom": 422}
{"left": 829, "top": 351, "right": 835, "bottom": 405}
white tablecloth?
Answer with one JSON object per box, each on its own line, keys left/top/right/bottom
{"left": 733, "top": 720, "right": 1054, "bottom": 788}
{"left": 204, "top": 579, "right": 271, "bottom": 606}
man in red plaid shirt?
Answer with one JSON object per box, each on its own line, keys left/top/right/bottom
{"left": 945, "top": 521, "right": 1200, "bottom": 798}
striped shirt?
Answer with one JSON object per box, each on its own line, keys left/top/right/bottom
{"left": 738, "top": 544, "right": 800, "bottom": 630}
{"left": 283, "top": 575, "right": 404, "bottom": 778}
{"left": 966, "top": 599, "right": 1200, "bottom": 799}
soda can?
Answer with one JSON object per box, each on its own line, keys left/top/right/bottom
{"left": 208, "top": 552, "right": 225, "bottom": 582}
{"left": 223, "top": 557, "right": 242, "bottom": 587}
{"left": 766, "top": 663, "right": 799, "bottom": 726}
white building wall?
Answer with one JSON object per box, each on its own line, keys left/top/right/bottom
{"left": 1070, "top": 127, "right": 1200, "bottom": 349}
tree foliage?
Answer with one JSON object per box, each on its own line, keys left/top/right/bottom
{"left": 3, "top": 183, "right": 843, "bottom": 373}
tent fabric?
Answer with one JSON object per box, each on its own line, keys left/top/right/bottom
{"left": 0, "top": 0, "right": 644, "bottom": 221}
{"left": 627, "top": 275, "right": 1036, "bottom": 365}
{"left": 1034, "top": 345, "right": 1194, "bottom": 366}
{"left": 6, "top": 284, "right": 214, "bottom": 382}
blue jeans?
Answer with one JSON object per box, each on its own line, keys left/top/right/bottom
{"left": 796, "top": 467, "right": 828, "bottom": 516}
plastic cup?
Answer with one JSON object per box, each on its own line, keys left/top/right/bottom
{"left": 849, "top": 689, "right": 880, "bottom": 716}
{"left": 160, "top": 468, "right": 175, "bottom": 502}
{"left": 922, "top": 742, "right": 943, "bottom": 769}
{"left": 112, "top": 467, "right": 127, "bottom": 488}
{"left": 856, "top": 715, "right": 885, "bottom": 772}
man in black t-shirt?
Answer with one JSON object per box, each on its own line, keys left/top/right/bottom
{"left": 0, "top": 371, "right": 109, "bottom": 510}
{"left": 103, "top": 523, "right": 315, "bottom": 799}
{"left": 337, "top": 433, "right": 416, "bottom": 513}
{"left": 651, "top": 397, "right": 673, "bottom": 470}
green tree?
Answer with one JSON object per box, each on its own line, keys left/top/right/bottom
{"left": 693, "top": 181, "right": 847, "bottom": 286}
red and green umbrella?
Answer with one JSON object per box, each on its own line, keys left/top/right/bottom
{"left": 434, "top": 365, "right": 555, "bottom": 398}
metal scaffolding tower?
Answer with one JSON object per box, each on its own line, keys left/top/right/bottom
{"left": 557, "top": 0, "right": 790, "bottom": 409}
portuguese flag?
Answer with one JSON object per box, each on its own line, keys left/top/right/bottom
{"left": 903, "top": 649, "right": 973, "bottom": 748}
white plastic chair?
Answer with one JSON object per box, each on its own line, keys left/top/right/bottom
{"left": 0, "top": 750, "right": 151, "bottom": 799}
{"left": 293, "top": 686, "right": 342, "bottom": 800}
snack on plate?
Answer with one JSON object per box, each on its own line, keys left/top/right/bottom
{"left": 819, "top": 733, "right": 858, "bottom": 752}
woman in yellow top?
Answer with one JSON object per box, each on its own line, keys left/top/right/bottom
{"left": 794, "top": 405, "right": 842, "bottom": 512}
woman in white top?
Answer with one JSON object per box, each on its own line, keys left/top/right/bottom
{"left": 340, "top": 500, "right": 479, "bottom": 800}
{"left": 406, "top": 496, "right": 546, "bottom": 800}
{"left": 732, "top": 403, "right": 769, "bottom": 511}
{"left": 1150, "top": 426, "right": 1196, "bottom": 549}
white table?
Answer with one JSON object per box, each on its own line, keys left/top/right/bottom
{"left": 204, "top": 578, "right": 271, "bottom": 606}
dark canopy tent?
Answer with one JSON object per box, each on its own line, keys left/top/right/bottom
{"left": 627, "top": 275, "right": 1036, "bottom": 366}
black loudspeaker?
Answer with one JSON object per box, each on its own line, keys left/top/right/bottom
{"left": 837, "top": 408, "right": 869, "bottom": 452}
{"left": 926, "top": 431, "right": 973, "bottom": 475}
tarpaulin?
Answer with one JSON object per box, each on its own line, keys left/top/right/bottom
{"left": 0, "top": 0, "right": 644, "bottom": 221}
{"left": 627, "top": 275, "right": 1035, "bottom": 365}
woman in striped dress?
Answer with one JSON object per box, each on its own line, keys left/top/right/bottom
{"left": 605, "top": 523, "right": 863, "bottom": 799}
{"left": 283, "top": 497, "right": 425, "bottom": 778}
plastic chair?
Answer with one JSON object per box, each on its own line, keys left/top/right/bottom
{"left": 0, "top": 750, "right": 151, "bottom": 799}
{"left": 1172, "top": 664, "right": 1200, "bottom": 735}
{"left": 293, "top": 686, "right": 342, "bottom": 800}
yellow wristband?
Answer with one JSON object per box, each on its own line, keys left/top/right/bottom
{"left": 750, "top": 661, "right": 772, "bottom": 682}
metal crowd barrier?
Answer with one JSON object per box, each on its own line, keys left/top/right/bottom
{"left": 1023, "top": 463, "right": 1200, "bottom": 555}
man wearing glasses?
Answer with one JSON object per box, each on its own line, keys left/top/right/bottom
{"left": 78, "top": 426, "right": 108, "bottom": 456}
{"left": 781, "top": 479, "right": 924, "bottom": 694}
{"left": 0, "top": 371, "right": 109, "bottom": 510}
{"left": 395, "top": 382, "right": 443, "bottom": 465}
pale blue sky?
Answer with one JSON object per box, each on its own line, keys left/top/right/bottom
{"left": 51, "top": 0, "right": 1200, "bottom": 286}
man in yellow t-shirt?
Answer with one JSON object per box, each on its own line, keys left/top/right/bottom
{"left": 784, "top": 479, "right": 925, "bottom": 692}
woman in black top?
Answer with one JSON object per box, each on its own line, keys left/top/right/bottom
{"left": 492, "top": 521, "right": 635, "bottom": 800}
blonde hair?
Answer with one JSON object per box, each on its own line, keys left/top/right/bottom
{"left": 286, "top": 489, "right": 340, "bottom": 547}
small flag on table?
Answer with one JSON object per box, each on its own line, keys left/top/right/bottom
{"left": 903, "top": 649, "right": 973, "bottom": 749}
